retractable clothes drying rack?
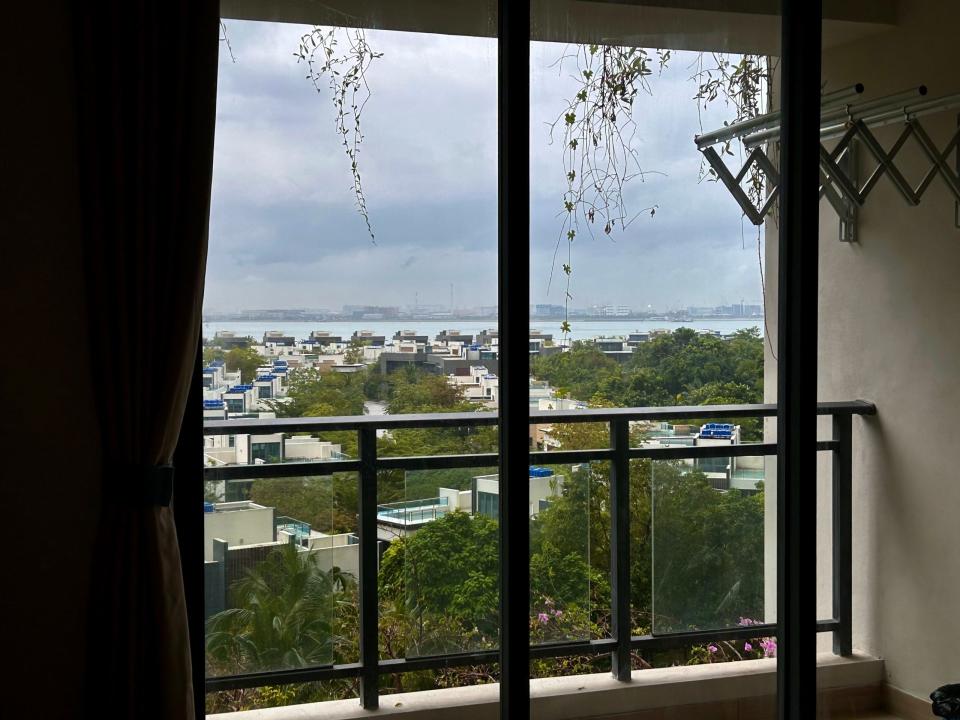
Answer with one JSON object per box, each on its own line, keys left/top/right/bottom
{"left": 695, "top": 83, "right": 960, "bottom": 241}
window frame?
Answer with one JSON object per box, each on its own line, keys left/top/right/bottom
{"left": 179, "top": 2, "right": 825, "bottom": 718}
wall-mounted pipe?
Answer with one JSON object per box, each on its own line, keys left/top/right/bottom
{"left": 742, "top": 86, "right": 930, "bottom": 148}
{"left": 694, "top": 83, "right": 864, "bottom": 149}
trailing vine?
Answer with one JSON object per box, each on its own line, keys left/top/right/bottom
{"left": 691, "top": 52, "right": 772, "bottom": 209}
{"left": 297, "top": 27, "right": 383, "bottom": 244}
{"left": 547, "top": 45, "right": 667, "bottom": 342}
{"left": 219, "top": 20, "right": 237, "bottom": 64}
{"left": 222, "top": 22, "right": 773, "bottom": 340}
{"left": 690, "top": 52, "right": 777, "bottom": 360}
{"left": 549, "top": 46, "right": 771, "bottom": 344}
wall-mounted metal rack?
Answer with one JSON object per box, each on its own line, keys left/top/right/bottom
{"left": 695, "top": 84, "right": 960, "bottom": 241}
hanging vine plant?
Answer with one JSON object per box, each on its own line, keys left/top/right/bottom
{"left": 547, "top": 45, "right": 770, "bottom": 343}
{"left": 690, "top": 52, "right": 776, "bottom": 359}
{"left": 296, "top": 26, "right": 383, "bottom": 244}
{"left": 547, "top": 45, "right": 668, "bottom": 342}
{"left": 222, "top": 20, "right": 771, "bottom": 337}
{"left": 691, "top": 52, "right": 773, "bottom": 210}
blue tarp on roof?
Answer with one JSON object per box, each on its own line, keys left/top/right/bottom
{"left": 529, "top": 466, "right": 554, "bottom": 478}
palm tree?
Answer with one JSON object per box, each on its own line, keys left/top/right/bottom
{"left": 206, "top": 544, "right": 353, "bottom": 674}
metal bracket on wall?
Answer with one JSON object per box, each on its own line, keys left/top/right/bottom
{"left": 820, "top": 138, "right": 858, "bottom": 242}
{"left": 696, "top": 86, "right": 960, "bottom": 239}
{"left": 700, "top": 145, "right": 780, "bottom": 226}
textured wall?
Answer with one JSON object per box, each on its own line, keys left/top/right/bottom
{"left": 765, "top": 0, "right": 960, "bottom": 701}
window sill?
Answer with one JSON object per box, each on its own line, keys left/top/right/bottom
{"left": 210, "top": 652, "right": 883, "bottom": 720}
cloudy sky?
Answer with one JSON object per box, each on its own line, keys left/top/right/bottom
{"left": 206, "top": 20, "right": 765, "bottom": 313}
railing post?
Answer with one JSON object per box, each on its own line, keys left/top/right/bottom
{"left": 358, "top": 425, "right": 380, "bottom": 708}
{"left": 832, "top": 414, "right": 853, "bottom": 656}
{"left": 610, "top": 419, "right": 632, "bottom": 680}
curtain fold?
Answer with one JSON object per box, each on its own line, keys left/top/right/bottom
{"left": 75, "top": 2, "right": 219, "bottom": 717}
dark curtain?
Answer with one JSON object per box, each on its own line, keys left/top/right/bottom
{"left": 74, "top": 2, "right": 219, "bottom": 717}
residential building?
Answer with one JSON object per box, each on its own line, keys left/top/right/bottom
{"left": 203, "top": 500, "right": 362, "bottom": 619}
{"left": 472, "top": 467, "right": 565, "bottom": 520}
{"left": 262, "top": 330, "right": 295, "bottom": 347}
{"left": 212, "top": 330, "right": 252, "bottom": 348}
{"left": 393, "top": 329, "right": 429, "bottom": 344}
{"left": 435, "top": 329, "right": 474, "bottom": 344}
{"left": 351, "top": 329, "right": 386, "bottom": 347}
{"left": 448, "top": 365, "right": 499, "bottom": 406}
{"left": 534, "top": 304, "right": 565, "bottom": 317}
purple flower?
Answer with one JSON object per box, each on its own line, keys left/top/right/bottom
{"left": 708, "top": 644, "right": 718, "bottom": 654}
{"left": 760, "top": 639, "right": 777, "bottom": 658}
{"left": 537, "top": 612, "right": 549, "bottom": 624}
{"left": 553, "top": 609, "right": 563, "bottom": 618}
{"left": 744, "top": 642, "right": 753, "bottom": 652}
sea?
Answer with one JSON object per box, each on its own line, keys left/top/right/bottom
{"left": 202, "top": 319, "right": 764, "bottom": 343}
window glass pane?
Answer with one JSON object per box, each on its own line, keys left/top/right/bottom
{"left": 651, "top": 455, "right": 767, "bottom": 634}
{"left": 206, "top": 7, "right": 497, "bottom": 706}
{"left": 531, "top": 0, "right": 781, "bottom": 690}
{"left": 204, "top": 472, "right": 358, "bottom": 681}
{"left": 382, "top": 467, "right": 499, "bottom": 658}
{"left": 530, "top": 463, "right": 596, "bottom": 646}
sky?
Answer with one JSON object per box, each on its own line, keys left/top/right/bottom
{"left": 206, "top": 20, "right": 766, "bottom": 313}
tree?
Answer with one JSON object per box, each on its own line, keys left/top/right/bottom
{"left": 625, "top": 327, "right": 764, "bottom": 402}
{"left": 536, "top": 420, "right": 765, "bottom": 636}
{"left": 533, "top": 328, "right": 765, "bottom": 426}
{"left": 679, "top": 381, "right": 763, "bottom": 441}
{"left": 532, "top": 342, "right": 620, "bottom": 401}
{"left": 277, "top": 367, "right": 365, "bottom": 420}
{"left": 379, "top": 512, "right": 500, "bottom": 655}
{"left": 250, "top": 475, "right": 358, "bottom": 535}
{"left": 203, "top": 346, "right": 226, "bottom": 365}
{"left": 650, "top": 473, "right": 764, "bottom": 632}
{"left": 593, "top": 366, "right": 671, "bottom": 408}
{"left": 225, "top": 346, "right": 264, "bottom": 383}
{"left": 343, "top": 337, "right": 366, "bottom": 364}
{"left": 386, "top": 371, "right": 471, "bottom": 414}
{"left": 206, "top": 544, "right": 352, "bottom": 674}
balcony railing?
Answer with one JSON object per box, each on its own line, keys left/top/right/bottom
{"left": 377, "top": 496, "right": 451, "bottom": 525}
{"left": 274, "top": 515, "right": 311, "bottom": 540}
{"left": 202, "top": 400, "right": 875, "bottom": 707}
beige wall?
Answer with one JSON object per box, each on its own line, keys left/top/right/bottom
{"left": 765, "top": 0, "right": 960, "bottom": 701}
{"left": 204, "top": 504, "right": 276, "bottom": 560}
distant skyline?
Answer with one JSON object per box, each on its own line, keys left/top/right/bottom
{"left": 207, "top": 21, "right": 766, "bottom": 312}
{"left": 201, "top": 300, "right": 764, "bottom": 314}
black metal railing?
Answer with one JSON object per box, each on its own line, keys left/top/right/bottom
{"left": 202, "top": 400, "right": 875, "bottom": 706}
